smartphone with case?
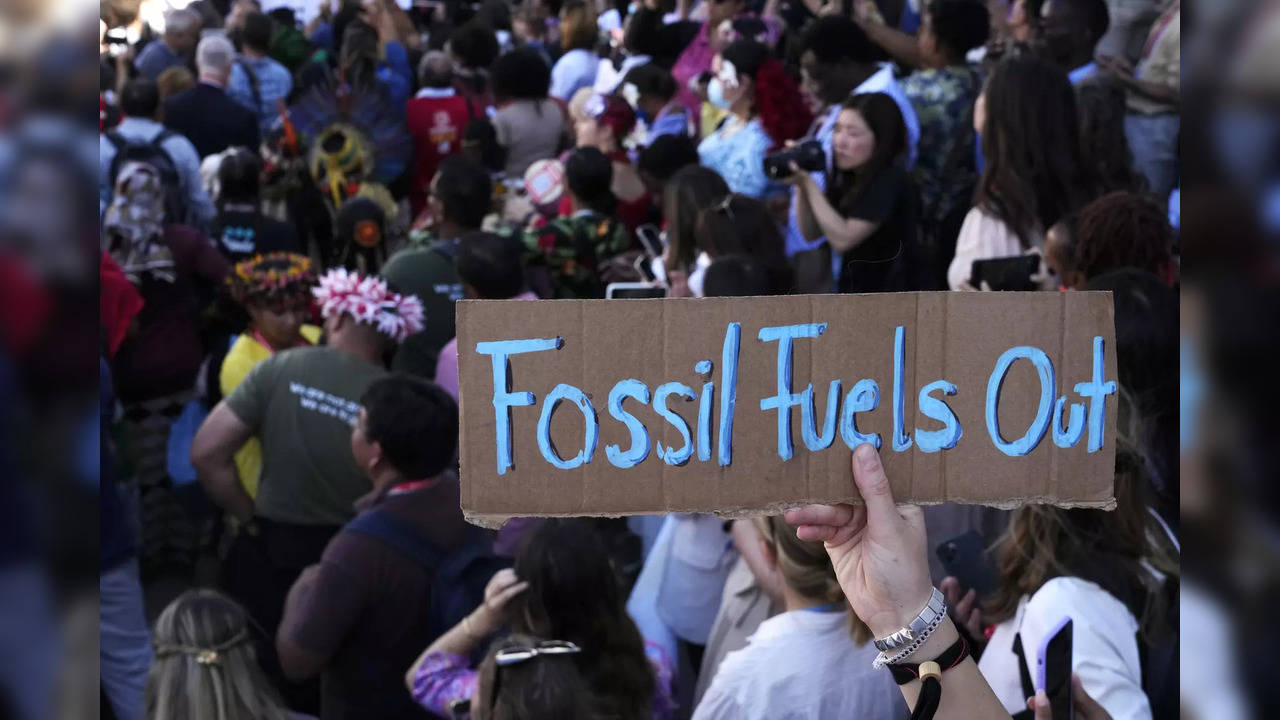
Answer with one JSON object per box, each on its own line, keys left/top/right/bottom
{"left": 1037, "top": 617, "right": 1073, "bottom": 719}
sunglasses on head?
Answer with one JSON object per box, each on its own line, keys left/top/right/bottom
{"left": 494, "top": 639, "right": 582, "bottom": 666}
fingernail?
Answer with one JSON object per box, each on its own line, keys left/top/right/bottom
{"left": 856, "top": 444, "right": 877, "bottom": 469}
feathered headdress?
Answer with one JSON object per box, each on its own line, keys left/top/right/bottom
{"left": 227, "top": 252, "right": 316, "bottom": 310}
{"left": 312, "top": 268, "right": 424, "bottom": 343}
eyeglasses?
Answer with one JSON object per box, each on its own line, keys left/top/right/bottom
{"left": 494, "top": 639, "right": 582, "bottom": 666}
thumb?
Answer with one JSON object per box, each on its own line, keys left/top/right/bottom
{"left": 1027, "top": 690, "right": 1050, "bottom": 720}
{"left": 850, "top": 444, "right": 900, "bottom": 530}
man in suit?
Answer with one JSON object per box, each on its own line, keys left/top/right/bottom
{"left": 164, "top": 35, "right": 260, "bottom": 159}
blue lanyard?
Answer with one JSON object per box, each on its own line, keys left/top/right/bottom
{"left": 802, "top": 602, "right": 844, "bottom": 613}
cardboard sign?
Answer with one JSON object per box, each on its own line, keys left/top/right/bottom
{"left": 456, "top": 292, "right": 1117, "bottom": 527}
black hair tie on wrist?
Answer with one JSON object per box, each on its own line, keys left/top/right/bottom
{"left": 888, "top": 635, "right": 971, "bottom": 720}
{"left": 888, "top": 634, "right": 970, "bottom": 686}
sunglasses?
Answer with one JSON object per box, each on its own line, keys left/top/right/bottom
{"left": 494, "top": 639, "right": 582, "bottom": 666}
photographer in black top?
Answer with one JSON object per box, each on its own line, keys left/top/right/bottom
{"left": 785, "top": 92, "right": 919, "bottom": 294}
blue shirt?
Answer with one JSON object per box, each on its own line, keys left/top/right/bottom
{"left": 550, "top": 49, "right": 599, "bottom": 101}
{"left": 134, "top": 40, "right": 184, "bottom": 82}
{"left": 227, "top": 55, "right": 296, "bottom": 133}
{"left": 99, "top": 116, "right": 215, "bottom": 228}
{"left": 698, "top": 116, "right": 784, "bottom": 200}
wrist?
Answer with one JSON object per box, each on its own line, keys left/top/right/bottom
{"left": 896, "top": 617, "right": 958, "bottom": 665}
{"left": 466, "top": 608, "right": 498, "bottom": 637}
{"left": 868, "top": 584, "right": 938, "bottom": 639}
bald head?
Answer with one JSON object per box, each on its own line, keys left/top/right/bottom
{"left": 417, "top": 51, "right": 454, "bottom": 89}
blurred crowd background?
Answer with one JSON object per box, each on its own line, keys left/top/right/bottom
{"left": 0, "top": 0, "right": 1270, "bottom": 717}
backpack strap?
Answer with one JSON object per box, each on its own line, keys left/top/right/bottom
{"left": 106, "top": 130, "right": 127, "bottom": 151}
{"left": 151, "top": 128, "right": 176, "bottom": 150}
{"left": 345, "top": 507, "right": 446, "bottom": 572}
{"left": 237, "top": 58, "right": 262, "bottom": 111}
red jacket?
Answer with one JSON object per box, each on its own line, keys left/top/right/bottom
{"left": 405, "top": 90, "right": 474, "bottom": 216}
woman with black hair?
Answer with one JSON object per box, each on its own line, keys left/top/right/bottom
{"left": 947, "top": 55, "right": 1097, "bottom": 290}
{"left": 211, "top": 147, "right": 303, "bottom": 263}
{"left": 787, "top": 92, "right": 917, "bottom": 294}
{"left": 491, "top": 47, "right": 568, "bottom": 178}
{"left": 697, "top": 39, "right": 810, "bottom": 200}
{"left": 407, "top": 520, "right": 676, "bottom": 719}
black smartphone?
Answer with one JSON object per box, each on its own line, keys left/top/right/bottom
{"left": 1037, "top": 618, "right": 1073, "bottom": 720}
{"left": 935, "top": 530, "right": 995, "bottom": 596}
{"left": 636, "top": 224, "right": 664, "bottom": 259}
{"left": 969, "top": 254, "right": 1040, "bottom": 291}
{"left": 606, "top": 282, "right": 668, "bottom": 299}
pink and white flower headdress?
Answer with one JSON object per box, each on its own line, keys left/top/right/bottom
{"left": 312, "top": 268, "right": 425, "bottom": 343}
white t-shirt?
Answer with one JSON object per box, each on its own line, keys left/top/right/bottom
{"left": 979, "top": 577, "right": 1151, "bottom": 720}
{"left": 694, "top": 609, "right": 907, "bottom": 720}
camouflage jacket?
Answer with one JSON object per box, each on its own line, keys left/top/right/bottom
{"left": 521, "top": 211, "right": 632, "bottom": 299}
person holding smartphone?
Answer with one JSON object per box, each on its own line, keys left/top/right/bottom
{"left": 785, "top": 92, "right": 918, "bottom": 294}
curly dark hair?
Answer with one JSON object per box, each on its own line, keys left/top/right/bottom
{"left": 491, "top": 47, "right": 552, "bottom": 101}
{"left": 976, "top": 55, "right": 1097, "bottom": 248}
{"left": 1074, "top": 190, "right": 1173, "bottom": 281}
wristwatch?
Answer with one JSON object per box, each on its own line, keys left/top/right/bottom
{"left": 873, "top": 587, "right": 947, "bottom": 652}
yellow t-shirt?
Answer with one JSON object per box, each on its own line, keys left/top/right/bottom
{"left": 218, "top": 325, "right": 321, "bottom": 497}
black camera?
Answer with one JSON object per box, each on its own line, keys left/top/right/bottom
{"left": 762, "top": 140, "right": 825, "bottom": 180}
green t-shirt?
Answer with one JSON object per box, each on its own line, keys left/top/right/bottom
{"left": 381, "top": 242, "right": 465, "bottom": 380}
{"left": 225, "top": 346, "right": 387, "bottom": 526}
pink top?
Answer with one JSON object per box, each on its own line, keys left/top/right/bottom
{"left": 671, "top": 22, "right": 714, "bottom": 119}
{"left": 434, "top": 290, "right": 540, "bottom": 401}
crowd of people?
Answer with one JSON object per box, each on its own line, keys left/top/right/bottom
{"left": 98, "top": 0, "right": 1180, "bottom": 718}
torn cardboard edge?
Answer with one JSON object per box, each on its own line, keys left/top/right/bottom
{"left": 463, "top": 497, "right": 1119, "bottom": 529}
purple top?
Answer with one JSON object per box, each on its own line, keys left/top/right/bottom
{"left": 411, "top": 641, "right": 677, "bottom": 718}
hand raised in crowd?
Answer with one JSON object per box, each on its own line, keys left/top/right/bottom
{"left": 939, "top": 575, "right": 986, "bottom": 640}
{"left": 785, "top": 444, "right": 933, "bottom": 638}
{"left": 467, "top": 568, "right": 529, "bottom": 638}
{"left": 1028, "top": 674, "right": 1113, "bottom": 720}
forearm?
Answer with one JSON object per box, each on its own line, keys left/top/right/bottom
{"left": 860, "top": 19, "right": 923, "bottom": 68}
{"left": 197, "top": 456, "right": 255, "bottom": 521}
{"left": 803, "top": 178, "right": 872, "bottom": 253}
{"left": 894, "top": 619, "right": 1009, "bottom": 720}
{"left": 405, "top": 612, "right": 485, "bottom": 691}
{"left": 794, "top": 184, "right": 822, "bottom": 241}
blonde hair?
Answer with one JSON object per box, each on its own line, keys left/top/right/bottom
{"left": 145, "top": 590, "right": 290, "bottom": 720}
{"left": 754, "top": 515, "right": 872, "bottom": 645}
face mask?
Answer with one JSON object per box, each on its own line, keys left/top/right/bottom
{"left": 708, "top": 78, "right": 731, "bottom": 110}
